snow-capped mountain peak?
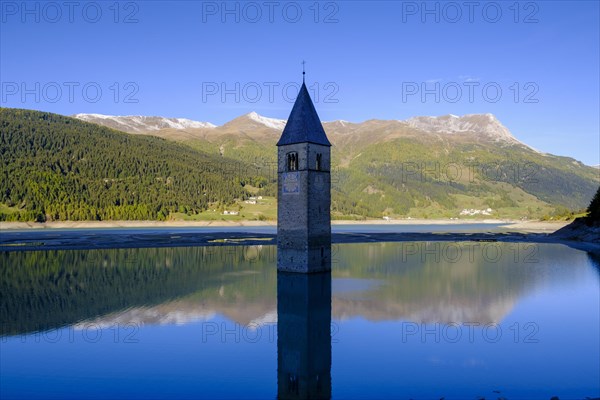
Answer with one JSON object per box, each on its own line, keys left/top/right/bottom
{"left": 245, "top": 112, "right": 287, "bottom": 130}
{"left": 73, "top": 113, "right": 216, "bottom": 133}
{"left": 404, "top": 113, "right": 518, "bottom": 143}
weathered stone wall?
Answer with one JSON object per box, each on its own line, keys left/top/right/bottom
{"left": 307, "top": 143, "right": 331, "bottom": 251}
{"left": 277, "top": 142, "right": 331, "bottom": 273}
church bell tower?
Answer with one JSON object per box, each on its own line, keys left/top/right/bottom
{"left": 277, "top": 76, "right": 332, "bottom": 273}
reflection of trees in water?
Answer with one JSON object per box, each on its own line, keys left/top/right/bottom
{"left": 587, "top": 251, "right": 600, "bottom": 277}
{"left": 1, "top": 243, "right": 591, "bottom": 336}
{"left": 0, "top": 246, "right": 276, "bottom": 336}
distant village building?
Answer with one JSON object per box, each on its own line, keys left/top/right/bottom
{"left": 459, "top": 208, "right": 493, "bottom": 216}
{"left": 277, "top": 79, "right": 331, "bottom": 273}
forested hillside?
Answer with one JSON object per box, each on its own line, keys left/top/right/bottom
{"left": 2, "top": 108, "right": 598, "bottom": 222}
{"left": 0, "top": 108, "right": 259, "bottom": 221}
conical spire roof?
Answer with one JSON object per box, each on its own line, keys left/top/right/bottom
{"left": 276, "top": 82, "right": 331, "bottom": 146}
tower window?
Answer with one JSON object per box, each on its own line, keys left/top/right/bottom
{"left": 287, "top": 152, "right": 298, "bottom": 171}
{"left": 316, "top": 153, "right": 322, "bottom": 171}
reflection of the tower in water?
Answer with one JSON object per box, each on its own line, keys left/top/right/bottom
{"left": 277, "top": 249, "right": 332, "bottom": 400}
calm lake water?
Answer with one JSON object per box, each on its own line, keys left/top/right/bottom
{"left": 1, "top": 241, "right": 599, "bottom": 399}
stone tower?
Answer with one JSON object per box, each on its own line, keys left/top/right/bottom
{"left": 277, "top": 81, "right": 331, "bottom": 273}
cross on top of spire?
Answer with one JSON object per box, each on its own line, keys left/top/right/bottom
{"left": 276, "top": 66, "right": 331, "bottom": 147}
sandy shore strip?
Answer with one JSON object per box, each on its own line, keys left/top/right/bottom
{"left": 1, "top": 229, "right": 597, "bottom": 253}
{"left": 2, "top": 219, "right": 593, "bottom": 253}
{"left": 0, "top": 219, "right": 569, "bottom": 233}
{"left": 0, "top": 220, "right": 275, "bottom": 230}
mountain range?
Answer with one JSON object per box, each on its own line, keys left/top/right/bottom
{"left": 72, "top": 111, "right": 599, "bottom": 219}
{"left": 1, "top": 107, "right": 597, "bottom": 222}
{"left": 73, "top": 111, "right": 529, "bottom": 145}
{"left": 73, "top": 113, "right": 216, "bottom": 132}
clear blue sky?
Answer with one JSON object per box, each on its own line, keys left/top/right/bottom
{"left": 1, "top": 1, "right": 599, "bottom": 165}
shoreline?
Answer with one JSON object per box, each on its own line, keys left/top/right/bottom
{"left": 0, "top": 219, "right": 569, "bottom": 233}
{"left": 1, "top": 228, "right": 597, "bottom": 254}
{"left": 1, "top": 220, "right": 595, "bottom": 253}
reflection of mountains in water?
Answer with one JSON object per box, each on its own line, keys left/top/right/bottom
{"left": 0, "top": 243, "right": 592, "bottom": 335}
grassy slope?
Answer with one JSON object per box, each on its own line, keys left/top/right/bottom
{"left": 181, "top": 132, "right": 598, "bottom": 220}
{"left": 3, "top": 108, "right": 598, "bottom": 221}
